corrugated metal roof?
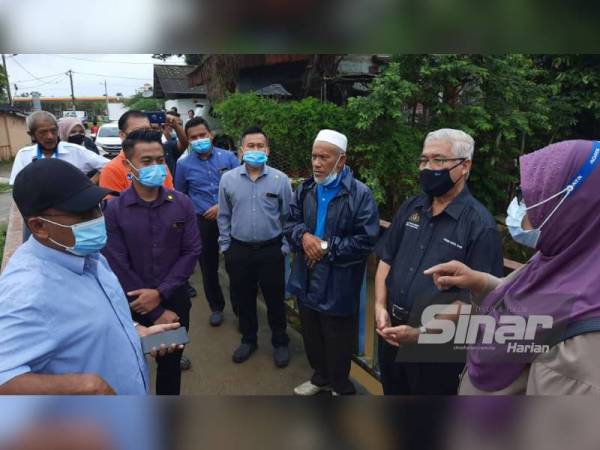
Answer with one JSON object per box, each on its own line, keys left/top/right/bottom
{"left": 153, "top": 64, "right": 206, "bottom": 98}
{"left": 254, "top": 83, "right": 292, "bottom": 97}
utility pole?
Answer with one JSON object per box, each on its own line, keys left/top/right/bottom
{"left": 104, "top": 80, "right": 109, "bottom": 117}
{"left": 66, "top": 69, "right": 75, "bottom": 110}
{"left": 1, "top": 54, "right": 13, "bottom": 106}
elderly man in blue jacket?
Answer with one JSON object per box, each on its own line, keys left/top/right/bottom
{"left": 286, "top": 129, "right": 379, "bottom": 395}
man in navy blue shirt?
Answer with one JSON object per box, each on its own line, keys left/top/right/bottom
{"left": 175, "top": 117, "right": 239, "bottom": 327}
{"left": 374, "top": 128, "right": 504, "bottom": 395}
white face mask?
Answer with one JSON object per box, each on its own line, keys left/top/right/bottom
{"left": 505, "top": 184, "right": 573, "bottom": 248}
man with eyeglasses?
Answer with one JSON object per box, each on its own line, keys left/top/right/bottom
{"left": 374, "top": 128, "right": 504, "bottom": 395}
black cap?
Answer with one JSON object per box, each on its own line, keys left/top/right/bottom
{"left": 13, "top": 158, "right": 113, "bottom": 217}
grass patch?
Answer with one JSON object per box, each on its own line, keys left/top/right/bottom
{"left": 0, "top": 183, "right": 11, "bottom": 193}
{"left": 0, "top": 222, "right": 7, "bottom": 263}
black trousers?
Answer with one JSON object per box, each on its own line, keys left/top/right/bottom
{"left": 134, "top": 284, "right": 191, "bottom": 396}
{"left": 378, "top": 337, "right": 464, "bottom": 395}
{"left": 197, "top": 216, "right": 230, "bottom": 313}
{"left": 224, "top": 239, "right": 289, "bottom": 347}
{"left": 299, "top": 305, "right": 357, "bottom": 395}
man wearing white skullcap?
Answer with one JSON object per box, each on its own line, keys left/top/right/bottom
{"left": 285, "top": 129, "right": 379, "bottom": 396}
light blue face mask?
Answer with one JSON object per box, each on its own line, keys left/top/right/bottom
{"left": 190, "top": 138, "right": 212, "bottom": 154}
{"left": 506, "top": 185, "right": 573, "bottom": 248}
{"left": 314, "top": 153, "right": 342, "bottom": 186}
{"left": 242, "top": 150, "right": 268, "bottom": 167}
{"left": 39, "top": 215, "right": 107, "bottom": 256}
{"left": 128, "top": 161, "right": 167, "bottom": 188}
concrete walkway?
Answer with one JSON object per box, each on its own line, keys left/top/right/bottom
{"left": 148, "top": 262, "right": 317, "bottom": 395}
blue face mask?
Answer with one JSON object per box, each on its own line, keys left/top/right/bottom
{"left": 128, "top": 161, "right": 167, "bottom": 188}
{"left": 171, "top": 130, "right": 177, "bottom": 140}
{"left": 190, "top": 138, "right": 212, "bottom": 154}
{"left": 39, "top": 215, "right": 107, "bottom": 256}
{"left": 314, "top": 153, "right": 342, "bottom": 186}
{"left": 506, "top": 185, "right": 573, "bottom": 249}
{"left": 243, "top": 150, "right": 268, "bottom": 167}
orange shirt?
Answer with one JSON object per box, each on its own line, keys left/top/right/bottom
{"left": 99, "top": 151, "right": 174, "bottom": 194}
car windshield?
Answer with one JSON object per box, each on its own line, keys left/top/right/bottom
{"left": 98, "top": 126, "right": 119, "bottom": 138}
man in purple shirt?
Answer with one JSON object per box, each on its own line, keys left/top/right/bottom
{"left": 103, "top": 128, "right": 201, "bottom": 395}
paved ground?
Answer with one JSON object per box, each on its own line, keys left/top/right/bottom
{"left": 148, "top": 263, "right": 317, "bottom": 395}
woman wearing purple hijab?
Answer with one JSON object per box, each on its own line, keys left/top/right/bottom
{"left": 424, "top": 140, "right": 600, "bottom": 394}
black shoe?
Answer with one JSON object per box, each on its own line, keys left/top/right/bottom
{"left": 188, "top": 285, "right": 197, "bottom": 298}
{"left": 273, "top": 346, "right": 290, "bottom": 368}
{"left": 209, "top": 311, "right": 223, "bottom": 327}
{"left": 180, "top": 355, "right": 192, "bottom": 371}
{"left": 232, "top": 343, "right": 257, "bottom": 363}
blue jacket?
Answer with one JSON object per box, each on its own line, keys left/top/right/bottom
{"left": 285, "top": 169, "right": 379, "bottom": 316}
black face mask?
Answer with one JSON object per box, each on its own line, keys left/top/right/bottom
{"left": 68, "top": 134, "right": 85, "bottom": 146}
{"left": 419, "top": 160, "right": 465, "bottom": 197}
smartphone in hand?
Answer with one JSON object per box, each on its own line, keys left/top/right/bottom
{"left": 141, "top": 327, "right": 189, "bottom": 354}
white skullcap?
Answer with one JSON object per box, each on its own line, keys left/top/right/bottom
{"left": 314, "top": 129, "right": 347, "bottom": 153}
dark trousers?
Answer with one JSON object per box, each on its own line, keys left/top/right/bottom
{"left": 299, "top": 305, "right": 357, "bottom": 395}
{"left": 224, "top": 239, "right": 289, "bottom": 347}
{"left": 378, "top": 337, "right": 463, "bottom": 395}
{"left": 197, "top": 217, "right": 229, "bottom": 313}
{"left": 134, "top": 285, "right": 191, "bottom": 396}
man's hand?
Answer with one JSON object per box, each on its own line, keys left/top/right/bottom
{"left": 377, "top": 325, "right": 420, "bottom": 347}
{"left": 203, "top": 204, "right": 219, "bottom": 221}
{"left": 375, "top": 305, "right": 391, "bottom": 331}
{"left": 165, "top": 114, "right": 179, "bottom": 127}
{"left": 137, "top": 322, "right": 185, "bottom": 357}
{"left": 81, "top": 374, "right": 116, "bottom": 395}
{"left": 128, "top": 289, "right": 161, "bottom": 315}
{"left": 302, "top": 232, "right": 324, "bottom": 265}
{"left": 154, "top": 308, "right": 180, "bottom": 325}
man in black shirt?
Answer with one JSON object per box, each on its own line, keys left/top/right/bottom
{"left": 374, "top": 128, "right": 504, "bottom": 395}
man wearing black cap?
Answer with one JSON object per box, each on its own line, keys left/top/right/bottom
{"left": 0, "top": 158, "right": 182, "bottom": 395}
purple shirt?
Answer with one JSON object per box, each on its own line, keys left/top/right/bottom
{"left": 103, "top": 186, "right": 201, "bottom": 322}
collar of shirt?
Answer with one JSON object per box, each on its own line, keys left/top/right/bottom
{"left": 415, "top": 185, "right": 472, "bottom": 220}
{"left": 240, "top": 163, "right": 269, "bottom": 179}
{"left": 35, "top": 142, "right": 68, "bottom": 159}
{"left": 121, "top": 185, "right": 171, "bottom": 208}
{"left": 27, "top": 236, "right": 87, "bottom": 275}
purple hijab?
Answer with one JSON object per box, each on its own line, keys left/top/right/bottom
{"left": 467, "top": 140, "right": 600, "bottom": 391}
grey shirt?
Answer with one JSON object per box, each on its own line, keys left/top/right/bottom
{"left": 218, "top": 164, "right": 292, "bottom": 253}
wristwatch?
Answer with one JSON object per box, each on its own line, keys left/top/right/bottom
{"left": 418, "top": 325, "right": 427, "bottom": 335}
{"left": 320, "top": 240, "right": 329, "bottom": 254}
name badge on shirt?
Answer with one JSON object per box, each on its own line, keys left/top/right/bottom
{"left": 405, "top": 212, "right": 420, "bottom": 230}
{"left": 266, "top": 192, "right": 278, "bottom": 199}
{"left": 173, "top": 221, "right": 185, "bottom": 229}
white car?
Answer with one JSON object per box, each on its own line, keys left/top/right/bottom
{"left": 95, "top": 123, "right": 122, "bottom": 159}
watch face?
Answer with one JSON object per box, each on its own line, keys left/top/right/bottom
{"left": 320, "top": 241, "right": 328, "bottom": 250}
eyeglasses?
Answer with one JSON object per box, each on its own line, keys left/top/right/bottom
{"left": 417, "top": 157, "right": 465, "bottom": 168}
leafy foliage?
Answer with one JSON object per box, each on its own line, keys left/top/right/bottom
{"left": 213, "top": 54, "right": 600, "bottom": 230}
{"left": 123, "top": 92, "right": 163, "bottom": 112}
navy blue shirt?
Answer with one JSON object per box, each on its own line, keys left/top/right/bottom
{"left": 376, "top": 186, "right": 504, "bottom": 326}
{"left": 175, "top": 148, "right": 240, "bottom": 215}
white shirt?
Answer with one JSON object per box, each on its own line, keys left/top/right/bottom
{"left": 9, "top": 141, "right": 109, "bottom": 184}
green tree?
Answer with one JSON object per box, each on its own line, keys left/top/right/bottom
{"left": 123, "top": 92, "right": 163, "bottom": 111}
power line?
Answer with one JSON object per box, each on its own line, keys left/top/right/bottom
{"left": 9, "top": 56, "right": 50, "bottom": 83}
{"left": 14, "top": 72, "right": 66, "bottom": 83}
{"left": 51, "top": 54, "right": 158, "bottom": 65}
{"left": 72, "top": 70, "right": 151, "bottom": 81}
{"left": 16, "top": 74, "right": 66, "bottom": 90}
